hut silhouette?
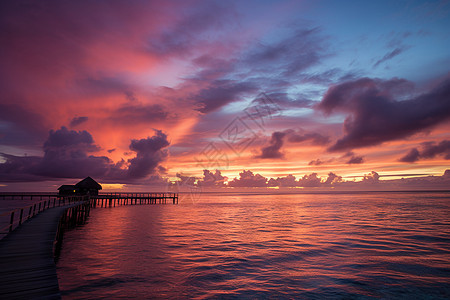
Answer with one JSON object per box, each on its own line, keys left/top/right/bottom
{"left": 58, "top": 176, "right": 102, "bottom": 196}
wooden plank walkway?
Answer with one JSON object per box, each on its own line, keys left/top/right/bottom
{"left": 0, "top": 192, "right": 178, "bottom": 298}
{"left": 0, "top": 203, "right": 82, "bottom": 299}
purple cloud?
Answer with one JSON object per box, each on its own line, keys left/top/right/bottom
{"left": 257, "top": 131, "right": 286, "bottom": 159}
{"left": 399, "top": 148, "right": 421, "bottom": 162}
{"left": 318, "top": 77, "right": 450, "bottom": 151}
{"left": 373, "top": 47, "right": 407, "bottom": 68}
{"left": 362, "top": 171, "right": 380, "bottom": 184}
{"left": 309, "top": 159, "right": 324, "bottom": 166}
{"left": 346, "top": 155, "right": 364, "bottom": 164}
{"left": 228, "top": 170, "right": 267, "bottom": 187}
{"left": 246, "top": 28, "right": 326, "bottom": 77}
{"left": 0, "top": 127, "right": 111, "bottom": 180}
{"left": 324, "top": 172, "right": 342, "bottom": 185}
{"left": 267, "top": 174, "right": 298, "bottom": 187}
{"left": 400, "top": 140, "right": 450, "bottom": 162}
{"left": 127, "top": 130, "right": 170, "bottom": 179}
{"left": 70, "top": 116, "right": 89, "bottom": 127}
{"left": 198, "top": 170, "right": 227, "bottom": 187}
{"left": 195, "top": 80, "right": 257, "bottom": 113}
{"left": 44, "top": 127, "right": 99, "bottom": 152}
{"left": 421, "top": 140, "right": 450, "bottom": 159}
{"left": 257, "top": 129, "right": 329, "bottom": 160}
{"left": 37, "top": 127, "right": 110, "bottom": 178}
{"left": 286, "top": 129, "right": 330, "bottom": 145}
{"left": 298, "top": 173, "right": 322, "bottom": 187}
{"left": 0, "top": 127, "right": 170, "bottom": 182}
{"left": 146, "top": 2, "right": 235, "bottom": 58}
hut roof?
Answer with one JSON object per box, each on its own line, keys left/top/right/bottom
{"left": 75, "top": 177, "right": 102, "bottom": 190}
{"left": 58, "top": 185, "right": 76, "bottom": 190}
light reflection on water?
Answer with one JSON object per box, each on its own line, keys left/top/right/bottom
{"left": 57, "top": 192, "right": 450, "bottom": 299}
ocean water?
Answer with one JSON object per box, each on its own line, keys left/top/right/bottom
{"left": 56, "top": 192, "right": 450, "bottom": 299}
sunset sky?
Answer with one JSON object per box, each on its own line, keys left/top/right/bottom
{"left": 0, "top": 0, "right": 449, "bottom": 191}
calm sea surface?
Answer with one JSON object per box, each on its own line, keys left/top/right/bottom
{"left": 56, "top": 192, "right": 450, "bottom": 299}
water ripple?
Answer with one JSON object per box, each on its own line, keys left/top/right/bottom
{"left": 57, "top": 192, "right": 450, "bottom": 299}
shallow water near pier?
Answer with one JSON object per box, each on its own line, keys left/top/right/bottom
{"left": 56, "top": 192, "right": 450, "bottom": 299}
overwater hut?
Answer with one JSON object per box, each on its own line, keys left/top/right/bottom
{"left": 75, "top": 176, "right": 102, "bottom": 195}
{"left": 57, "top": 185, "right": 77, "bottom": 195}
{"left": 57, "top": 177, "right": 102, "bottom": 195}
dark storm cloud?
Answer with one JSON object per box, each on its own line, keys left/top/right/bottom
{"left": 399, "top": 148, "right": 420, "bottom": 162}
{"left": 70, "top": 116, "right": 89, "bottom": 127}
{"left": 346, "top": 155, "right": 364, "bottom": 164}
{"left": 127, "top": 130, "right": 170, "bottom": 179}
{"left": 0, "top": 127, "right": 110, "bottom": 180}
{"left": 0, "top": 128, "right": 170, "bottom": 182}
{"left": 44, "top": 127, "right": 99, "bottom": 152}
{"left": 318, "top": 77, "right": 450, "bottom": 152}
{"left": 257, "top": 131, "right": 286, "bottom": 159}
{"left": 256, "top": 129, "right": 329, "bottom": 160}
{"left": 342, "top": 151, "right": 364, "bottom": 164}
{"left": 0, "top": 153, "right": 43, "bottom": 182}
{"left": 37, "top": 127, "right": 110, "bottom": 178}
{"left": 399, "top": 140, "right": 450, "bottom": 162}
{"left": 286, "top": 130, "right": 330, "bottom": 145}
{"left": 421, "top": 140, "right": 450, "bottom": 159}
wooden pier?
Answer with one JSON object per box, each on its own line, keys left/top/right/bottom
{"left": 0, "top": 192, "right": 178, "bottom": 299}
{"left": 0, "top": 200, "right": 89, "bottom": 299}
{"left": 91, "top": 192, "right": 179, "bottom": 207}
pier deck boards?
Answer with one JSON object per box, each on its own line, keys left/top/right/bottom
{"left": 0, "top": 192, "right": 178, "bottom": 299}
{"left": 0, "top": 203, "right": 81, "bottom": 299}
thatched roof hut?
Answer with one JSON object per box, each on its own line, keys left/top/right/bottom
{"left": 57, "top": 177, "right": 102, "bottom": 195}
{"left": 75, "top": 176, "right": 102, "bottom": 195}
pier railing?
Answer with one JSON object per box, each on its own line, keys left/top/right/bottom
{"left": 0, "top": 192, "right": 179, "bottom": 239}
{"left": 0, "top": 195, "right": 89, "bottom": 237}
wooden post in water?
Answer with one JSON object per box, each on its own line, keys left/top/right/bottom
{"left": 19, "top": 208, "right": 24, "bottom": 225}
{"left": 9, "top": 211, "right": 14, "bottom": 232}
